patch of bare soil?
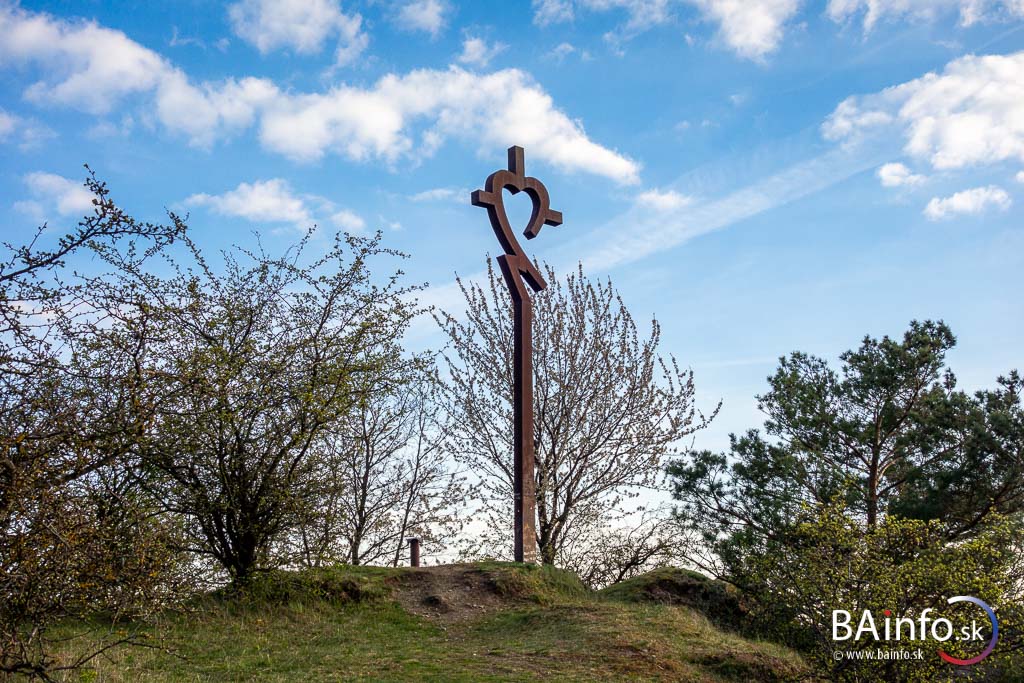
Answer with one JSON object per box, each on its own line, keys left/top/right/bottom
{"left": 388, "top": 564, "right": 522, "bottom": 625}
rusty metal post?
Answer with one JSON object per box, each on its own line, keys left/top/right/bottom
{"left": 496, "top": 253, "right": 539, "bottom": 565}
{"left": 408, "top": 537, "right": 420, "bottom": 567}
{"left": 472, "top": 146, "right": 562, "bottom": 564}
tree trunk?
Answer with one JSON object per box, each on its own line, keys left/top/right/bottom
{"left": 867, "top": 455, "right": 879, "bottom": 528}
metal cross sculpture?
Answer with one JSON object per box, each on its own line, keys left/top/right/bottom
{"left": 472, "top": 146, "right": 562, "bottom": 564}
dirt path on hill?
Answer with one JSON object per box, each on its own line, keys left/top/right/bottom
{"left": 389, "top": 564, "right": 524, "bottom": 625}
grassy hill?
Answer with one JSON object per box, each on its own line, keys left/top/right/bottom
{"left": 50, "top": 563, "right": 810, "bottom": 682}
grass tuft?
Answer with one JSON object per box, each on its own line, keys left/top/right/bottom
{"left": 599, "top": 567, "right": 747, "bottom": 632}
{"left": 474, "top": 561, "right": 590, "bottom": 604}
{"left": 222, "top": 565, "right": 401, "bottom": 607}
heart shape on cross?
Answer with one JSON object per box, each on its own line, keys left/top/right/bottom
{"left": 471, "top": 146, "right": 562, "bottom": 292}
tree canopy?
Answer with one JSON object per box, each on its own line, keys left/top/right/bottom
{"left": 670, "top": 320, "right": 1024, "bottom": 579}
{"left": 669, "top": 320, "right": 1024, "bottom": 680}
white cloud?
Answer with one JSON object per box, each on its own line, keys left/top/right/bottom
{"left": 610, "top": 0, "right": 675, "bottom": 33}
{"left": 1016, "top": 170, "right": 1024, "bottom": 183}
{"left": 0, "top": 6, "right": 634, "bottom": 183}
{"left": 540, "top": 0, "right": 674, "bottom": 42}
{"left": 332, "top": 28, "right": 370, "bottom": 67}
{"left": 396, "top": 0, "right": 448, "bottom": 37}
{"left": 330, "top": 209, "right": 366, "bottom": 231}
{"left": 0, "top": 4, "right": 276, "bottom": 146}
{"left": 187, "top": 179, "right": 313, "bottom": 228}
{"left": 227, "top": 0, "right": 367, "bottom": 65}
{"left": 548, "top": 42, "right": 576, "bottom": 60}
{"left": 23, "top": 172, "right": 94, "bottom": 216}
{"left": 877, "top": 162, "right": 926, "bottom": 187}
{"left": 822, "top": 98, "right": 893, "bottom": 141}
{"left": 689, "top": 0, "right": 802, "bottom": 60}
{"left": 546, "top": 41, "right": 592, "bottom": 61}
{"left": 378, "top": 216, "right": 403, "bottom": 231}
{"left": 411, "top": 187, "right": 468, "bottom": 202}
{"left": 0, "top": 110, "right": 15, "bottom": 138}
{"left": 533, "top": 0, "right": 575, "bottom": 24}
{"left": 530, "top": 0, "right": 800, "bottom": 59}
{"left": 0, "top": 4, "right": 169, "bottom": 114}
{"left": 0, "top": 108, "right": 55, "bottom": 149}
{"left": 457, "top": 37, "right": 506, "bottom": 67}
{"left": 259, "top": 66, "right": 641, "bottom": 184}
{"left": 186, "top": 179, "right": 369, "bottom": 232}
{"left": 86, "top": 114, "right": 134, "bottom": 139}
{"left": 636, "top": 188, "right": 693, "bottom": 210}
{"left": 155, "top": 73, "right": 281, "bottom": 148}
{"left": 824, "top": 51, "right": 1024, "bottom": 172}
{"left": 923, "top": 185, "right": 1011, "bottom": 220}
{"left": 168, "top": 27, "right": 206, "bottom": 50}
{"left": 827, "top": 0, "right": 1024, "bottom": 31}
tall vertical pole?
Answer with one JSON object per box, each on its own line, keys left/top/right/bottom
{"left": 497, "top": 254, "right": 539, "bottom": 564}
{"left": 472, "top": 146, "right": 562, "bottom": 565}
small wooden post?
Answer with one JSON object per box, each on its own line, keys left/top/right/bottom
{"left": 408, "top": 537, "right": 420, "bottom": 567}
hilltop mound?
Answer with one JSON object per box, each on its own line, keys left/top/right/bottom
{"left": 599, "top": 567, "right": 746, "bottom": 632}
{"left": 390, "top": 562, "right": 589, "bottom": 623}
{"left": 51, "top": 563, "right": 810, "bottom": 682}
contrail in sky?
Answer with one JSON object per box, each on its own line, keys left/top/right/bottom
{"left": 410, "top": 139, "right": 888, "bottom": 337}
{"left": 552, "top": 143, "right": 887, "bottom": 273}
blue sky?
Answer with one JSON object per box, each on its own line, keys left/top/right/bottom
{"left": 1, "top": 0, "right": 1023, "bottom": 452}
